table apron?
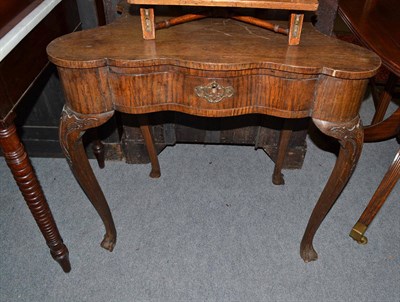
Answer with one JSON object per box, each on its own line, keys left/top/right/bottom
{"left": 57, "top": 66, "right": 368, "bottom": 122}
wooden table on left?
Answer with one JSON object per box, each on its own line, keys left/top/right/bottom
{"left": 0, "top": 0, "right": 80, "bottom": 273}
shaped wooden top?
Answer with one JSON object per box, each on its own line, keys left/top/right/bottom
{"left": 127, "top": 0, "right": 318, "bottom": 10}
{"left": 47, "top": 14, "right": 380, "bottom": 79}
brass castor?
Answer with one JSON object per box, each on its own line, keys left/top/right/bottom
{"left": 349, "top": 222, "right": 368, "bottom": 245}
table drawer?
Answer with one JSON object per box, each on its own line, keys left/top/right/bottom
{"left": 108, "top": 66, "right": 317, "bottom": 118}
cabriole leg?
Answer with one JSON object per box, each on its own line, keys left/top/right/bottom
{"left": 300, "top": 116, "right": 363, "bottom": 262}
{"left": 59, "top": 106, "right": 117, "bottom": 251}
{"left": 0, "top": 120, "right": 71, "bottom": 272}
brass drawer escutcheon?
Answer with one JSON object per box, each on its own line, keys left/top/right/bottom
{"left": 195, "top": 81, "right": 234, "bottom": 103}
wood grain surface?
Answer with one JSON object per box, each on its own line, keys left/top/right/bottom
{"left": 47, "top": 14, "right": 379, "bottom": 79}
{"left": 338, "top": 0, "right": 400, "bottom": 75}
{"left": 127, "top": 0, "right": 318, "bottom": 10}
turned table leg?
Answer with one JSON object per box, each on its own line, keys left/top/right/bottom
{"left": 59, "top": 106, "right": 117, "bottom": 251}
{"left": 371, "top": 73, "right": 398, "bottom": 125}
{"left": 0, "top": 119, "right": 71, "bottom": 272}
{"left": 350, "top": 149, "right": 400, "bottom": 244}
{"left": 272, "top": 120, "right": 293, "bottom": 185}
{"left": 92, "top": 139, "right": 105, "bottom": 169}
{"left": 300, "top": 116, "right": 363, "bottom": 262}
{"left": 348, "top": 107, "right": 400, "bottom": 244}
{"left": 137, "top": 115, "right": 161, "bottom": 178}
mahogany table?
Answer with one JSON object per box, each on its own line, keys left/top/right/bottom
{"left": 47, "top": 13, "right": 380, "bottom": 262}
{"left": 338, "top": 0, "right": 399, "bottom": 125}
{"left": 0, "top": 0, "right": 77, "bottom": 272}
{"left": 338, "top": 0, "right": 400, "bottom": 244}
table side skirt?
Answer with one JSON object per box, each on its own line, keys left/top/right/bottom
{"left": 57, "top": 65, "right": 368, "bottom": 122}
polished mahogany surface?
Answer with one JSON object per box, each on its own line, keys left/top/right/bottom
{"left": 48, "top": 15, "right": 378, "bottom": 78}
{"left": 338, "top": 0, "right": 400, "bottom": 245}
{"left": 338, "top": 0, "right": 400, "bottom": 75}
{"left": 0, "top": 0, "right": 80, "bottom": 123}
{"left": 0, "top": 0, "right": 43, "bottom": 38}
{"left": 127, "top": 0, "right": 318, "bottom": 10}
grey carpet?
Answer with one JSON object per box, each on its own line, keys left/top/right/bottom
{"left": 1, "top": 95, "right": 399, "bottom": 302}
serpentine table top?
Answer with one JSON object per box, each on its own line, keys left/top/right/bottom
{"left": 47, "top": 13, "right": 380, "bottom": 262}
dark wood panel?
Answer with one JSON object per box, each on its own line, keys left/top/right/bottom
{"left": 16, "top": 65, "right": 65, "bottom": 127}
{"left": 0, "top": 0, "right": 81, "bottom": 122}
{"left": 339, "top": 0, "right": 400, "bottom": 75}
{"left": 314, "top": 0, "right": 338, "bottom": 35}
{"left": 0, "top": 0, "right": 80, "bottom": 155}
{"left": 121, "top": 112, "right": 308, "bottom": 168}
{"left": 0, "top": 0, "right": 43, "bottom": 38}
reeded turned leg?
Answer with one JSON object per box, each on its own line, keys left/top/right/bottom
{"left": 59, "top": 106, "right": 117, "bottom": 251}
{"left": 348, "top": 107, "right": 400, "bottom": 244}
{"left": 0, "top": 119, "right": 71, "bottom": 272}
{"left": 300, "top": 116, "right": 363, "bottom": 262}
{"left": 350, "top": 149, "right": 400, "bottom": 244}
{"left": 138, "top": 115, "right": 161, "bottom": 178}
